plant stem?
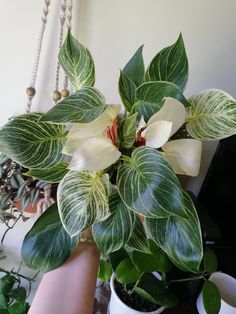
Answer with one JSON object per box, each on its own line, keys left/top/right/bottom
{"left": 168, "top": 273, "right": 210, "bottom": 284}
{"left": 131, "top": 272, "right": 143, "bottom": 294}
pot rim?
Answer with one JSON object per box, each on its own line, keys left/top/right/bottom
{"left": 109, "top": 273, "right": 166, "bottom": 314}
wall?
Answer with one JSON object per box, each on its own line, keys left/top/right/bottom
{"left": 0, "top": 0, "right": 236, "bottom": 299}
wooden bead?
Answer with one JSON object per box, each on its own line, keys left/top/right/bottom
{"left": 52, "top": 90, "right": 61, "bottom": 101}
{"left": 61, "top": 89, "right": 70, "bottom": 98}
{"left": 26, "top": 87, "right": 36, "bottom": 97}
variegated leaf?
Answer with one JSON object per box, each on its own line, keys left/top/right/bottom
{"left": 59, "top": 29, "right": 95, "bottom": 90}
{"left": 123, "top": 45, "right": 145, "bottom": 86}
{"left": 146, "top": 191, "right": 203, "bottom": 272}
{"left": 0, "top": 113, "right": 66, "bottom": 169}
{"left": 145, "top": 34, "right": 188, "bottom": 91}
{"left": 127, "top": 218, "right": 150, "bottom": 253}
{"left": 117, "top": 146, "right": 185, "bottom": 218}
{"left": 119, "top": 113, "right": 138, "bottom": 149}
{"left": 21, "top": 203, "right": 78, "bottom": 272}
{"left": 40, "top": 87, "right": 110, "bottom": 124}
{"left": 133, "top": 81, "right": 190, "bottom": 122}
{"left": 26, "top": 161, "right": 69, "bottom": 183}
{"left": 58, "top": 171, "right": 110, "bottom": 237}
{"left": 92, "top": 194, "right": 135, "bottom": 256}
{"left": 119, "top": 71, "right": 136, "bottom": 112}
{"left": 186, "top": 89, "right": 236, "bottom": 140}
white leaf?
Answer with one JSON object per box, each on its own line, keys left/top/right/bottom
{"left": 142, "top": 120, "right": 172, "bottom": 148}
{"left": 67, "top": 104, "right": 120, "bottom": 140}
{"left": 162, "top": 139, "right": 202, "bottom": 176}
{"left": 69, "top": 137, "right": 121, "bottom": 171}
{"left": 148, "top": 97, "right": 186, "bottom": 136}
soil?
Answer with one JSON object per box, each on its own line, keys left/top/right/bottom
{"left": 114, "top": 280, "right": 161, "bottom": 312}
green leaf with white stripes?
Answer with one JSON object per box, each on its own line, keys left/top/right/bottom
{"left": 26, "top": 161, "right": 69, "bottom": 183}
{"left": 93, "top": 194, "right": 135, "bottom": 256}
{"left": 133, "top": 81, "right": 190, "bottom": 121}
{"left": 145, "top": 34, "right": 188, "bottom": 91}
{"left": 117, "top": 146, "right": 185, "bottom": 218}
{"left": 119, "top": 113, "right": 138, "bottom": 149}
{"left": 59, "top": 29, "right": 95, "bottom": 90}
{"left": 186, "top": 89, "right": 236, "bottom": 140}
{"left": 127, "top": 218, "right": 150, "bottom": 253}
{"left": 119, "top": 71, "right": 136, "bottom": 112}
{"left": 146, "top": 191, "right": 203, "bottom": 272}
{"left": 58, "top": 171, "right": 110, "bottom": 237}
{"left": 0, "top": 113, "right": 67, "bottom": 169}
{"left": 21, "top": 203, "right": 78, "bottom": 272}
{"left": 40, "top": 87, "right": 110, "bottom": 124}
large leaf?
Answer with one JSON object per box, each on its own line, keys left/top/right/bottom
{"left": 119, "top": 71, "right": 136, "bottom": 112}
{"left": 93, "top": 194, "right": 135, "bottom": 255}
{"left": 133, "top": 81, "right": 190, "bottom": 121}
{"left": 117, "top": 146, "right": 185, "bottom": 218}
{"left": 145, "top": 34, "right": 188, "bottom": 91}
{"left": 123, "top": 45, "right": 144, "bottom": 86}
{"left": 146, "top": 191, "right": 203, "bottom": 272}
{"left": 126, "top": 218, "right": 150, "bottom": 253}
{"left": 0, "top": 113, "right": 66, "bottom": 169}
{"left": 115, "top": 258, "right": 141, "bottom": 284}
{"left": 186, "top": 89, "right": 236, "bottom": 140}
{"left": 202, "top": 281, "right": 221, "bottom": 314}
{"left": 21, "top": 203, "right": 78, "bottom": 272}
{"left": 26, "top": 161, "right": 69, "bottom": 183}
{"left": 40, "top": 87, "right": 110, "bottom": 124}
{"left": 58, "top": 171, "right": 110, "bottom": 237}
{"left": 59, "top": 29, "right": 95, "bottom": 90}
{"left": 119, "top": 113, "right": 138, "bottom": 149}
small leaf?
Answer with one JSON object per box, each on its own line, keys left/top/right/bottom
{"left": 8, "top": 287, "right": 27, "bottom": 302}
{"left": 115, "top": 258, "right": 141, "bottom": 284}
{"left": 202, "top": 281, "right": 221, "bottom": 314}
{"left": 0, "top": 295, "right": 7, "bottom": 310}
{"left": 145, "top": 34, "right": 188, "bottom": 91}
{"left": 123, "top": 45, "right": 145, "bottom": 86}
{"left": 133, "top": 250, "right": 172, "bottom": 273}
{"left": 8, "top": 301, "right": 28, "bottom": 314}
{"left": 0, "top": 274, "right": 16, "bottom": 294}
{"left": 117, "top": 146, "right": 185, "bottom": 218}
{"left": 186, "top": 89, "right": 236, "bottom": 140}
{"left": 58, "top": 171, "right": 110, "bottom": 237}
{"left": 0, "top": 113, "right": 66, "bottom": 169}
{"left": 21, "top": 203, "right": 78, "bottom": 272}
{"left": 119, "top": 71, "right": 136, "bottom": 112}
{"left": 109, "top": 248, "right": 129, "bottom": 272}
{"left": 59, "top": 29, "right": 95, "bottom": 90}
{"left": 126, "top": 218, "right": 150, "bottom": 253}
{"left": 98, "top": 260, "right": 112, "bottom": 282}
{"left": 93, "top": 194, "right": 135, "bottom": 256}
{"left": 119, "top": 113, "right": 138, "bottom": 149}
{"left": 203, "top": 248, "right": 218, "bottom": 273}
{"left": 146, "top": 191, "right": 203, "bottom": 272}
{"left": 133, "top": 81, "right": 190, "bottom": 122}
{"left": 26, "top": 161, "right": 69, "bottom": 183}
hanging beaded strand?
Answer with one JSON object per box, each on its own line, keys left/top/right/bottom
{"left": 52, "top": 0, "right": 67, "bottom": 103}
{"left": 61, "top": 0, "right": 73, "bottom": 98}
{"left": 25, "top": 0, "right": 51, "bottom": 113}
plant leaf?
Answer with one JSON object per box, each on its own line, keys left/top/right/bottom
{"left": 119, "top": 113, "right": 138, "bottom": 149}
{"left": 26, "top": 161, "right": 69, "bottom": 183}
{"left": 186, "top": 89, "right": 236, "bottom": 140}
{"left": 109, "top": 248, "right": 129, "bottom": 272}
{"left": 119, "top": 71, "right": 137, "bottom": 112}
{"left": 117, "top": 146, "right": 185, "bottom": 218}
{"left": 98, "top": 260, "right": 112, "bottom": 282}
{"left": 146, "top": 191, "right": 203, "bottom": 272}
{"left": 202, "top": 281, "right": 221, "bottom": 314}
{"left": 123, "top": 45, "right": 145, "bottom": 86}
{"left": 203, "top": 248, "right": 218, "bottom": 273}
{"left": 133, "top": 250, "right": 172, "bottom": 273}
{"left": 93, "top": 194, "right": 135, "bottom": 255}
{"left": 133, "top": 81, "right": 190, "bottom": 121}
{"left": 8, "top": 301, "right": 29, "bottom": 314}
{"left": 8, "top": 288, "right": 27, "bottom": 302}
{"left": 40, "top": 87, "right": 112, "bottom": 124}
{"left": 145, "top": 34, "right": 188, "bottom": 91}
{"left": 126, "top": 218, "right": 150, "bottom": 253}
{"left": 21, "top": 203, "right": 78, "bottom": 272}
{"left": 0, "top": 275, "right": 16, "bottom": 294}
{"left": 0, "top": 113, "right": 66, "bottom": 169}
{"left": 59, "top": 29, "right": 95, "bottom": 90}
{"left": 115, "top": 258, "right": 141, "bottom": 284}
{"left": 58, "top": 171, "right": 110, "bottom": 237}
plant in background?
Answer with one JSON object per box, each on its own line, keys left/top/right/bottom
{"left": 1, "top": 30, "right": 236, "bottom": 313}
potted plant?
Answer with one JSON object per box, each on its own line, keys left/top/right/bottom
{"left": 0, "top": 30, "right": 236, "bottom": 313}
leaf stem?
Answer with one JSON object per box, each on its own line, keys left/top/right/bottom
{"left": 131, "top": 272, "right": 143, "bottom": 294}
{"left": 168, "top": 272, "right": 210, "bottom": 284}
